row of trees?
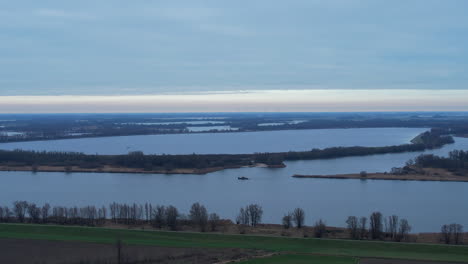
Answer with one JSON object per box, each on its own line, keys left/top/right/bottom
{"left": 346, "top": 213, "right": 411, "bottom": 242}
{"left": 236, "top": 204, "right": 263, "bottom": 227}
{"left": 411, "top": 150, "right": 468, "bottom": 171}
{"left": 282, "top": 208, "right": 305, "bottom": 229}
{"left": 279, "top": 209, "right": 414, "bottom": 242}
{"left": 441, "top": 224, "right": 464, "bottom": 244}
{"left": 0, "top": 202, "right": 464, "bottom": 244}
{"left": 0, "top": 201, "right": 223, "bottom": 232}
{"left": 0, "top": 201, "right": 107, "bottom": 226}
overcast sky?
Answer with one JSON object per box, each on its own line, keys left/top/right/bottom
{"left": 1, "top": 1, "right": 467, "bottom": 112}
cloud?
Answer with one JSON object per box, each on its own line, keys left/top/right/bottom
{"left": 0, "top": 90, "right": 467, "bottom": 113}
{"left": 34, "top": 8, "right": 95, "bottom": 20}
{"left": 1, "top": 1, "right": 467, "bottom": 95}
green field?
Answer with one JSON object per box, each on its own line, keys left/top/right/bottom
{"left": 0, "top": 224, "right": 467, "bottom": 263}
{"left": 238, "top": 254, "right": 358, "bottom": 264}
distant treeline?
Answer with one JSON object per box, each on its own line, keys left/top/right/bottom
{"left": 2, "top": 114, "right": 468, "bottom": 143}
{"left": 237, "top": 119, "right": 468, "bottom": 132}
{"left": 0, "top": 150, "right": 257, "bottom": 170}
{"left": 0, "top": 201, "right": 463, "bottom": 244}
{"left": 411, "top": 150, "right": 468, "bottom": 171}
{"left": 281, "top": 130, "right": 454, "bottom": 161}
{"left": 0, "top": 130, "right": 454, "bottom": 171}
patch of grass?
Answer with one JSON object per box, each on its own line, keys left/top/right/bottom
{"left": 239, "top": 254, "right": 358, "bottom": 264}
{"left": 0, "top": 224, "right": 467, "bottom": 262}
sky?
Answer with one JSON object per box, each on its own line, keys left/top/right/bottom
{"left": 1, "top": 0, "right": 467, "bottom": 112}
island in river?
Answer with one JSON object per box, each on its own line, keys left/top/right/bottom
{"left": 0, "top": 163, "right": 279, "bottom": 175}
{"left": 293, "top": 167, "right": 468, "bottom": 182}
{"left": 0, "top": 130, "right": 452, "bottom": 173}
{"left": 0, "top": 130, "right": 459, "bottom": 181}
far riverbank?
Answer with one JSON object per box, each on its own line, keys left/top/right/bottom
{"left": 293, "top": 168, "right": 468, "bottom": 182}
{"left": 0, "top": 163, "right": 285, "bottom": 175}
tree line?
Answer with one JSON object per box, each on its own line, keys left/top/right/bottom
{"left": 410, "top": 150, "right": 468, "bottom": 171}
{"left": 1, "top": 201, "right": 462, "bottom": 244}
{"left": 0, "top": 201, "right": 228, "bottom": 233}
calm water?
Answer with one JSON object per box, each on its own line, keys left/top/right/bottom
{"left": 0, "top": 133, "right": 467, "bottom": 232}
{"left": 0, "top": 127, "right": 427, "bottom": 154}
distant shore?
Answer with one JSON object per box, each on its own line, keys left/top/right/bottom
{"left": 293, "top": 170, "right": 468, "bottom": 182}
{"left": 0, "top": 163, "right": 285, "bottom": 175}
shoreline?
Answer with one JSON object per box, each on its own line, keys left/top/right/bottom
{"left": 0, "top": 163, "right": 285, "bottom": 175}
{"left": 292, "top": 171, "right": 468, "bottom": 182}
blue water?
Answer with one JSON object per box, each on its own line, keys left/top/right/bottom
{"left": 0, "top": 127, "right": 427, "bottom": 154}
{"left": 0, "top": 128, "right": 467, "bottom": 232}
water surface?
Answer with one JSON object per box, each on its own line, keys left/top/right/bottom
{"left": 0, "top": 127, "right": 427, "bottom": 155}
{"left": 1, "top": 137, "right": 467, "bottom": 232}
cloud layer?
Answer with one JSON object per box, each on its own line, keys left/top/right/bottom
{"left": 1, "top": 0, "right": 468, "bottom": 96}
{"left": 1, "top": 90, "right": 467, "bottom": 113}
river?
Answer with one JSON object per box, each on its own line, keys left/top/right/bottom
{"left": 0, "top": 128, "right": 467, "bottom": 232}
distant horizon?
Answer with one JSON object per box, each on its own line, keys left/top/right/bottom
{"left": 1, "top": 89, "right": 467, "bottom": 113}
{"left": 0, "top": 110, "right": 468, "bottom": 116}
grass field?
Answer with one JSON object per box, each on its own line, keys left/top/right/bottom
{"left": 0, "top": 223, "right": 467, "bottom": 263}
{"left": 238, "top": 254, "right": 358, "bottom": 264}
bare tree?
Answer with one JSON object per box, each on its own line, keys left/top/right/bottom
{"left": 236, "top": 207, "right": 249, "bottom": 225}
{"left": 314, "top": 219, "right": 327, "bottom": 238}
{"left": 110, "top": 202, "right": 117, "bottom": 223}
{"left": 0, "top": 207, "right": 4, "bottom": 222}
{"left": 441, "top": 223, "right": 464, "bottom": 244}
{"left": 13, "top": 201, "right": 28, "bottom": 222}
{"left": 292, "top": 208, "right": 305, "bottom": 229}
{"left": 359, "top": 217, "right": 367, "bottom": 239}
{"left": 0, "top": 206, "right": 11, "bottom": 222}
{"left": 152, "top": 205, "right": 166, "bottom": 228}
{"left": 346, "top": 216, "right": 359, "bottom": 239}
{"left": 386, "top": 215, "right": 399, "bottom": 241}
{"left": 209, "top": 213, "right": 220, "bottom": 231}
{"left": 452, "top": 224, "right": 464, "bottom": 245}
{"left": 189, "top": 202, "right": 208, "bottom": 232}
{"left": 441, "top": 224, "right": 451, "bottom": 244}
{"left": 165, "top": 205, "right": 178, "bottom": 231}
{"left": 369, "top": 212, "right": 383, "bottom": 239}
{"left": 397, "top": 219, "right": 411, "bottom": 242}
{"left": 27, "top": 203, "right": 41, "bottom": 223}
{"left": 247, "top": 204, "right": 263, "bottom": 227}
{"left": 282, "top": 213, "right": 292, "bottom": 229}
{"left": 144, "top": 203, "right": 149, "bottom": 222}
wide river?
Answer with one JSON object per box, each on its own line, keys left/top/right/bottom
{"left": 0, "top": 127, "right": 467, "bottom": 232}
{"left": 0, "top": 127, "right": 427, "bottom": 154}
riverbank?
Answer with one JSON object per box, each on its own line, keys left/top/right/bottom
{"left": 293, "top": 168, "right": 468, "bottom": 182}
{"left": 0, "top": 163, "right": 284, "bottom": 175}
